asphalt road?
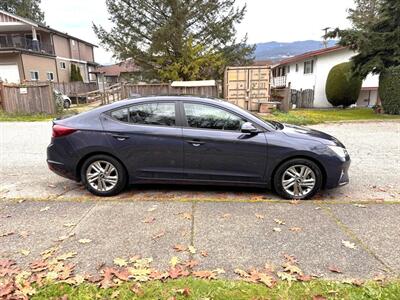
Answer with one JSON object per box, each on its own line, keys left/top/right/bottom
{"left": 1, "top": 121, "right": 399, "bottom": 201}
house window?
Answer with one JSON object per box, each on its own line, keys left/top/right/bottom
{"left": 71, "top": 39, "right": 76, "bottom": 46}
{"left": 304, "top": 60, "right": 314, "bottom": 74}
{"left": 30, "top": 71, "right": 39, "bottom": 81}
{"left": 295, "top": 64, "right": 299, "bottom": 72}
{"left": 60, "top": 62, "right": 66, "bottom": 69}
{"left": 47, "top": 72, "right": 54, "bottom": 81}
{"left": 287, "top": 65, "right": 290, "bottom": 73}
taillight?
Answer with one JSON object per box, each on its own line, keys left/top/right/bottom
{"left": 52, "top": 125, "right": 77, "bottom": 137}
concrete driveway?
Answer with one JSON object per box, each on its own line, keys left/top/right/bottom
{"left": 1, "top": 121, "right": 399, "bottom": 202}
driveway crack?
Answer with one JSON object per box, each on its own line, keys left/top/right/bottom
{"left": 321, "top": 205, "right": 394, "bottom": 275}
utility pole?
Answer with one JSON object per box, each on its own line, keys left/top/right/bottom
{"left": 322, "top": 27, "right": 331, "bottom": 48}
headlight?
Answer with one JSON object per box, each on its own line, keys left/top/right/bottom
{"left": 328, "top": 145, "right": 348, "bottom": 160}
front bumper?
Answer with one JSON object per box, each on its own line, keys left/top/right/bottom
{"left": 325, "top": 157, "right": 351, "bottom": 189}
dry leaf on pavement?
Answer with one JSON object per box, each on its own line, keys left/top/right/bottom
{"left": 113, "top": 258, "right": 128, "bottom": 267}
{"left": 40, "top": 206, "right": 50, "bottom": 212}
{"left": 342, "top": 240, "right": 357, "bottom": 249}
{"left": 78, "top": 239, "right": 92, "bottom": 244}
{"left": 255, "top": 213, "right": 264, "bottom": 219}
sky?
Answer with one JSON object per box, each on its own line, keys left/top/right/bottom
{"left": 40, "top": 0, "right": 354, "bottom": 65}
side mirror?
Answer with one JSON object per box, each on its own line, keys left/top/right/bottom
{"left": 241, "top": 122, "right": 258, "bottom": 134}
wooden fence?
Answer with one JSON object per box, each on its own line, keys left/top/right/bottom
{"left": 291, "top": 89, "right": 314, "bottom": 108}
{"left": 25, "top": 81, "right": 98, "bottom": 97}
{"left": 0, "top": 82, "right": 56, "bottom": 114}
{"left": 121, "top": 83, "right": 218, "bottom": 99}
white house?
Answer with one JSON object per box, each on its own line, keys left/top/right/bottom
{"left": 271, "top": 46, "right": 379, "bottom": 108}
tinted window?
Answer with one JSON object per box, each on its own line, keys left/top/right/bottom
{"left": 110, "top": 108, "right": 128, "bottom": 122}
{"left": 129, "top": 102, "right": 175, "bottom": 126}
{"left": 184, "top": 103, "right": 246, "bottom": 131}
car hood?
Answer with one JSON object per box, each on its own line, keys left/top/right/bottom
{"left": 281, "top": 123, "right": 345, "bottom": 147}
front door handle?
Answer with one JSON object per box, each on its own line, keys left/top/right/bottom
{"left": 186, "top": 140, "right": 205, "bottom": 147}
{"left": 112, "top": 134, "right": 129, "bottom": 141}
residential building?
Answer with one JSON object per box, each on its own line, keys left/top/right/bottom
{"left": 271, "top": 45, "right": 379, "bottom": 107}
{"left": 0, "top": 9, "right": 97, "bottom": 84}
{"left": 95, "top": 59, "right": 141, "bottom": 89}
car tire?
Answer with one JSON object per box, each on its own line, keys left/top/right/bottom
{"left": 81, "top": 154, "right": 127, "bottom": 197}
{"left": 64, "top": 100, "right": 71, "bottom": 109}
{"left": 273, "top": 158, "right": 323, "bottom": 200}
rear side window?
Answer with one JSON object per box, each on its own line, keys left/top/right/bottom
{"left": 109, "top": 102, "right": 176, "bottom": 126}
{"left": 184, "top": 103, "right": 246, "bottom": 131}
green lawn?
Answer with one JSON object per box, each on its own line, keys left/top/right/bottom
{"left": 31, "top": 278, "right": 400, "bottom": 300}
{"left": 0, "top": 109, "right": 80, "bottom": 122}
{"left": 262, "top": 108, "right": 400, "bottom": 126}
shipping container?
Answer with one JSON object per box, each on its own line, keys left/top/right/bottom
{"left": 224, "top": 65, "right": 271, "bottom": 111}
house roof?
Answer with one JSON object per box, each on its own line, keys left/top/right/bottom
{"left": 274, "top": 45, "right": 347, "bottom": 67}
{"left": 95, "top": 60, "right": 140, "bottom": 77}
{"left": 0, "top": 9, "right": 97, "bottom": 47}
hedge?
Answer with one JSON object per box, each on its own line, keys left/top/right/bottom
{"left": 379, "top": 66, "right": 400, "bottom": 115}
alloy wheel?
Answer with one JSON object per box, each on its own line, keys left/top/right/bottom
{"left": 281, "top": 164, "right": 316, "bottom": 197}
{"left": 86, "top": 160, "right": 119, "bottom": 192}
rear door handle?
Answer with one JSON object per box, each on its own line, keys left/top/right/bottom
{"left": 112, "top": 134, "right": 129, "bottom": 141}
{"left": 186, "top": 140, "right": 205, "bottom": 147}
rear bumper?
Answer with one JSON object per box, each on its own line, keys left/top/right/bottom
{"left": 47, "top": 159, "right": 77, "bottom": 181}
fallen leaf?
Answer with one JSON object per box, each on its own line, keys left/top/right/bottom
{"left": 342, "top": 240, "right": 357, "bottom": 249}
{"left": 289, "top": 227, "right": 302, "bottom": 232}
{"left": 277, "top": 271, "right": 297, "bottom": 282}
{"left": 283, "top": 254, "right": 298, "bottom": 265}
{"left": 200, "top": 250, "right": 208, "bottom": 257}
{"left": 353, "top": 204, "right": 367, "bottom": 208}
{"left": 328, "top": 265, "right": 342, "bottom": 273}
{"left": 192, "top": 270, "right": 216, "bottom": 279}
{"left": 173, "top": 244, "right": 187, "bottom": 252}
{"left": 152, "top": 230, "right": 165, "bottom": 240}
{"left": 213, "top": 268, "right": 225, "bottom": 274}
{"left": 56, "top": 233, "right": 75, "bottom": 242}
{"left": 56, "top": 252, "right": 77, "bottom": 261}
{"left": 40, "top": 206, "right": 50, "bottom": 212}
{"left": 176, "top": 287, "right": 191, "bottom": 296}
{"left": 41, "top": 246, "right": 59, "bottom": 259}
{"left": 130, "top": 283, "right": 144, "bottom": 296}
{"left": 297, "top": 274, "right": 313, "bottom": 282}
{"left": 188, "top": 245, "right": 196, "bottom": 254}
{"left": 63, "top": 223, "right": 76, "bottom": 228}
{"left": 259, "top": 273, "right": 276, "bottom": 288}
{"left": 273, "top": 227, "right": 281, "bottom": 232}
{"left": 48, "top": 184, "right": 57, "bottom": 188}
{"left": 110, "top": 290, "right": 120, "bottom": 299}
{"left": 169, "top": 256, "right": 180, "bottom": 267}
{"left": 20, "top": 249, "right": 30, "bottom": 256}
{"left": 234, "top": 268, "right": 250, "bottom": 277}
{"left": 142, "top": 217, "right": 156, "bottom": 224}
{"left": 182, "top": 212, "right": 192, "bottom": 220}
{"left": 78, "top": 239, "right": 92, "bottom": 244}
{"left": 290, "top": 200, "right": 300, "bottom": 205}
{"left": 255, "top": 213, "right": 264, "bottom": 219}
{"left": 221, "top": 213, "right": 231, "bottom": 219}
{"left": 113, "top": 258, "right": 128, "bottom": 267}
{"left": 0, "top": 281, "right": 15, "bottom": 298}
{"left": 185, "top": 260, "right": 199, "bottom": 268}
{"left": 283, "top": 263, "right": 303, "bottom": 275}
{"left": 274, "top": 219, "right": 285, "bottom": 225}
{"left": 0, "top": 232, "right": 14, "bottom": 238}
{"left": 18, "top": 231, "right": 29, "bottom": 238}
{"left": 147, "top": 205, "right": 158, "bottom": 212}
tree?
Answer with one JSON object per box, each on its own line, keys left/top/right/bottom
{"left": 325, "top": 62, "right": 362, "bottom": 107}
{"left": 326, "top": 0, "right": 399, "bottom": 78}
{"left": 0, "top": 0, "right": 45, "bottom": 23}
{"left": 70, "top": 64, "right": 83, "bottom": 82}
{"left": 94, "top": 0, "right": 254, "bottom": 81}
{"left": 379, "top": 66, "right": 400, "bottom": 114}
{"left": 348, "top": 0, "right": 382, "bottom": 30}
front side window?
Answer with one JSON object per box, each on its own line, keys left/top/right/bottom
{"left": 184, "top": 103, "right": 246, "bottom": 131}
{"left": 110, "top": 107, "right": 128, "bottom": 122}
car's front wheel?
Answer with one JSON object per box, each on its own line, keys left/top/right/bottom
{"left": 64, "top": 100, "right": 71, "bottom": 109}
{"left": 81, "top": 155, "right": 127, "bottom": 196}
{"left": 273, "top": 158, "right": 323, "bottom": 200}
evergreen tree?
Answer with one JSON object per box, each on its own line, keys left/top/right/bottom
{"left": 94, "top": 0, "right": 254, "bottom": 81}
{"left": 0, "top": 0, "right": 45, "bottom": 23}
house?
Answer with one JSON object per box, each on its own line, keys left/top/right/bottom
{"left": 271, "top": 45, "right": 379, "bottom": 107}
{"left": 0, "top": 9, "right": 97, "bottom": 84}
{"left": 95, "top": 60, "right": 141, "bottom": 89}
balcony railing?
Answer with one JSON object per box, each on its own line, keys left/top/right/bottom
{"left": 0, "top": 36, "right": 54, "bottom": 55}
{"left": 271, "top": 76, "right": 287, "bottom": 88}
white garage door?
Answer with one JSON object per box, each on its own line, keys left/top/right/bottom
{"left": 0, "top": 64, "right": 20, "bottom": 83}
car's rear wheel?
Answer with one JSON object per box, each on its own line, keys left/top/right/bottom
{"left": 273, "top": 158, "right": 322, "bottom": 200}
{"left": 81, "top": 155, "right": 126, "bottom": 196}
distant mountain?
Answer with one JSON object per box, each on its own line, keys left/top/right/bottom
{"left": 254, "top": 40, "right": 337, "bottom": 62}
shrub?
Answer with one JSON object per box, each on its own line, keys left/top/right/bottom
{"left": 379, "top": 66, "right": 400, "bottom": 115}
{"left": 325, "top": 62, "right": 362, "bottom": 107}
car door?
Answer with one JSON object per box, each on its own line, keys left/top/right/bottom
{"left": 181, "top": 102, "right": 268, "bottom": 184}
{"left": 101, "top": 101, "right": 184, "bottom": 181}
